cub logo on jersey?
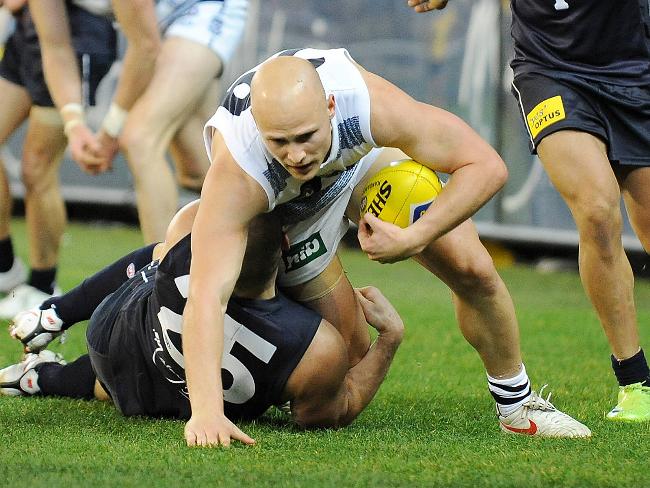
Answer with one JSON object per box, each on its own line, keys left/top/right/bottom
{"left": 282, "top": 232, "right": 327, "bottom": 272}
{"left": 526, "top": 95, "right": 566, "bottom": 138}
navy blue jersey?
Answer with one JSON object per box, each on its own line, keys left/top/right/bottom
{"left": 510, "top": 0, "right": 650, "bottom": 85}
{"left": 88, "top": 234, "right": 321, "bottom": 420}
{"left": 140, "top": 234, "right": 321, "bottom": 420}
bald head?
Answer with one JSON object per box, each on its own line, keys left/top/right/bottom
{"left": 250, "top": 56, "right": 335, "bottom": 180}
{"left": 251, "top": 57, "right": 330, "bottom": 129}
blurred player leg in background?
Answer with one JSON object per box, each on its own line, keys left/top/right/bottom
{"left": 120, "top": 0, "right": 248, "bottom": 243}
{"left": 166, "top": 82, "right": 220, "bottom": 193}
{"left": 0, "top": 75, "right": 31, "bottom": 294}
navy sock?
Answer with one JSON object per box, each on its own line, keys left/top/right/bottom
{"left": 611, "top": 348, "right": 650, "bottom": 386}
{"left": 40, "top": 243, "right": 156, "bottom": 327}
{"left": 0, "top": 237, "right": 15, "bottom": 272}
{"left": 36, "top": 354, "right": 95, "bottom": 400}
{"left": 28, "top": 268, "right": 57, "bottom": 295}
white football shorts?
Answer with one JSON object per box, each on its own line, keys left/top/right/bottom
{"left": 156, "top": 0, "right": 248, "bottom": 64}
{"left": 277, "top": 148, "right": 382, "bottom": 288}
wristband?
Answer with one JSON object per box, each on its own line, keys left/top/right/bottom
{"left": 63, "top": 118, "right": 84, "bottom": 138}
{"left": 60, "top": 102, "right": 84, "bottom": 119}
{"left": 101, "top": 103, "right": 128, "bottom": 138}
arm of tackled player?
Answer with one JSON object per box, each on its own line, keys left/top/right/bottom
{"left": 289, "top": 287, "right": 404, "bottom": 428}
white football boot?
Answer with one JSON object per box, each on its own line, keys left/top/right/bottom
{"left": 0, "top": 350, "right": 66, "bottom": 396}
{"left": 9, "top": 307, "right": 64, "bottom": 352}
{"left": 498, "top": 385, "right": 591, "bottom": 438}
{"left": 0, "top": 284, "right": 61, "bottom": 320}
{"left": 0, "top": 257, "right": 27, "bottom": 293}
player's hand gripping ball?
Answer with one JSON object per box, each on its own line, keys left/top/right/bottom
{"left": 359, "top": 160, "right": 442, "bottom": 228}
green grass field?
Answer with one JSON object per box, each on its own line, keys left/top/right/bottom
{"left": 1, "top": 219, "right": 649, "bottom": 487}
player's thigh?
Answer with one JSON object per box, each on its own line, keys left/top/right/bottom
{"left": 537, "top": 130, "right": 621, "bottom": 222}
{"left": 282, "top": 255, "right": 370, "bottom": 363}
{"left": 619, "top": 166, "right": 650, "bottom": 251}
{"left": 413, "top": 218, "right": 499, "bottom": 295}
{"left": 0, "top": 77, "right": 31, "bottom": 143}
{"left": 125, "top": 37, "right": 223, "bottom": 141}
{"left": 20, "top": 107, "right": 66, "bottom": 187}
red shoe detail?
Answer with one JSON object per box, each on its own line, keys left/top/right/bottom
{"left": 501, "top": 420, "right": 538, "bottom": 435}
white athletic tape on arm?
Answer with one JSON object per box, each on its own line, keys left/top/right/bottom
{"left": 60, "top": 102, "right": 84, "bottom": 118}
{"left": 61, "top": 103, "right": 85, "bottom": 138}
{"left": 101, "top": 103, "right": 128, "bottom": 138}
{"left": 63, "top": 118, "right": 85, "bottom": 138}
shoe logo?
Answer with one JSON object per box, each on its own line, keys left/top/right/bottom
{"left": 501, "top": 420, "right": 538, "bottom": 435}
{"left": 27, "top": 378, "right": 33, "bottom": 390}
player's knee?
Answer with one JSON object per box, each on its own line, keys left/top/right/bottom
{"left": 119, "top": 121, "right": 159, "bottom": 163}
{"left": 20, "top": 153, "right": 57, "bottom": 192}
{"left": 447, "top": 251, "right": 501, "bottom": 298}
{"left": 575, "top": 199, "right": 622, "bottom": 252}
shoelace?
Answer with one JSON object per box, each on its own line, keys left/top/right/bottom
{"left": 524, "top": 384, "right": 556, "bottom": 412}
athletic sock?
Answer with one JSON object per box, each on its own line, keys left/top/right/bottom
{"left": 40, "top": 243, "right": 157, "bottom": 327}
{"left": 36, "top": 354, "right": 95, "bottom": 400}
{"left": 611, "top": 348, "right": 650, "bottom": 386}
{"left": 28, "top": 268, "right": 57, "bottom": 295}
{"left": 487, "top": 364, "right": 532, "bottom": 417}
{"left": 0, "top": 237, "right": 15, "bottom": 272}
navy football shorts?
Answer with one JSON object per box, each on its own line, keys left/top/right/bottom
{"left": 0, "top": 6, "right": 115, "bottom": 107}
{"left": 511, "top": 71, "right": 650, "bottom": 166}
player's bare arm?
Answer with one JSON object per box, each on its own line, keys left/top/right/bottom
{"left": 289, "top": 287, "right": 404, "bottom": 428}
{"left": 110, "top": 0, "right": 160, "bottom": 112}
{"left": 28, "top": 0, "right": 104, "bottom": 171}
{"left": 406, "top": 0, "right": 448, "bottom": 12}
{"left": 28, "top": 0, "right": 80, "bottom": 110}
{"left": 183, "top": 130, "right": 268, "bottom": 447}
{"left": 357, "top": 66, "right": 508, "bottom": 261}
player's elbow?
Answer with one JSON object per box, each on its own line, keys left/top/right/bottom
{"left": 493, "top": 157, "right": 509, "bottom": 190}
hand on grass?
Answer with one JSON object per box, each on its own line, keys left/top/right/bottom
{"left": 184, "top": 413, "right": 256, "bottom": 448}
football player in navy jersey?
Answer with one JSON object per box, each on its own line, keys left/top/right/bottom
{"left": 188, "top": 45, "right": 591, "bottom": 446}
{"left": 409, "top": 0, "right": 650, "bottom": 421}
{"left": 1, "top": 200, "right": 404, "bottom": 444}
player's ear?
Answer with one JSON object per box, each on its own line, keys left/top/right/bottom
{"left": 327, "top": 94, "right": 335, "bottom": 118}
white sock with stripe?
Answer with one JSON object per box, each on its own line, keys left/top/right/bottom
{"left": 487, "top": 364, "right": 532, "bottom": 417}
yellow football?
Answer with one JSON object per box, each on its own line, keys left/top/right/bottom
{"left": 359, "top": 160, "right": 442, "bottom": 228}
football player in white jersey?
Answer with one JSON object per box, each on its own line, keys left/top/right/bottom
{"left": 185, "top": 48, "right": 591, "bottom": 447}
{"left": 28, "top": 0, "right": 248, "bottom": 243}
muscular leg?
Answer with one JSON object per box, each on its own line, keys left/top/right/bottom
{"left": 120, "top": 37, "right": 223, "bottom": 243}
{"left": 413, "top": 221, "right": 522, "bottom": 377}
{"left": 283, "top": 255, "right": 371, "bottom": 367}
{"left": 538, "top": 130, "right": 639, "bottom": 360}
{"left": 168, "top": 80, "right": 221, "bottom": 193}
{"left": 348, "top": 147, "right": 522, "bottom": 377}
{"left": 21, "top": 107, "right": 67, "bottom": 271}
